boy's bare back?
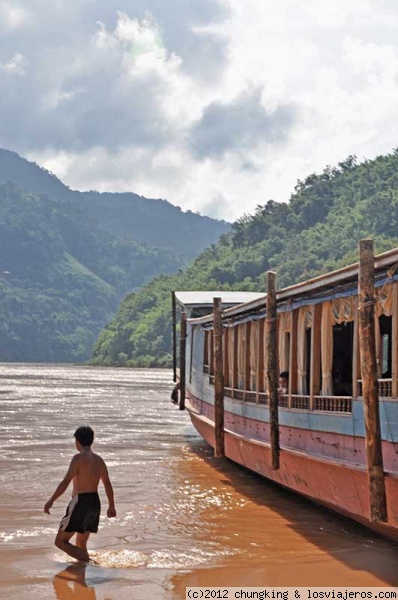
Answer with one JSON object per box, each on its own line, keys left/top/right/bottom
{"left": 70, "top": 450, "right": 108, "bottom": 495}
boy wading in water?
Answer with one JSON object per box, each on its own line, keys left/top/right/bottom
{"left": 44, "top": 425, "right": 116, "bottom": 562}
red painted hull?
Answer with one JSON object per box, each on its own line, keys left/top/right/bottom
{"left": 186, "top": 398, "right": 398, "bottom": 542}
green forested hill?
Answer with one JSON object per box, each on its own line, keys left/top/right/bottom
{"left": 0, "top": 182, "right": 186, "bottom": 361}
{"left": 0, "top": 149, "right": 229, "bottom": 362}
{"left": 92, "top": 151, "right": 398, "bottom": 367}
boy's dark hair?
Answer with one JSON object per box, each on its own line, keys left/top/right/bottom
{"left": 74, "top": 425, "right": 94, "bottom": 447}
{"left": 279, "top": 371, "right": 289, "bottom": 380}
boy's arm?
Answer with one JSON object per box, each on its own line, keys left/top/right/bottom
{"left": 100, "top": 461, "right": 116, "bottom": 518}
{"left": 44, "top": 455, "right": 79, "bottom": 514}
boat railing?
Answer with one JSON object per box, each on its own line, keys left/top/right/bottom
{"left": 215, "top": 379, "right": 394, "bottom": 412}
{"left": 278, "top": 394, "right": 289, "bottom": 408}
{"left": 313, "top": 395, "right": 352, "bottom": 412}
{"left": 290, "top": 395, "right": 311, "bottom": 410}
{"left": 223, "top": 387, "right": 267, "bottom": 402}
{"left": 258, "top": 392, "right": 268, "bottom": 404}
{"left": 357, "top": 378, "right": 392, "bottom": 397}
{"left": 219, "top": 388, "right": 353, "bottom": 413}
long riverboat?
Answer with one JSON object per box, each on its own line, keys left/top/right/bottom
{"left": 173, "top": 241, "right": 398, "bottom": 541}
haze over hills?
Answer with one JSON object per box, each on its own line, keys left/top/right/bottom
{"left": 0, "top": 149, "right": 230, "bottom": 257}
{"left": 0, "top": 149, "right": 230, "bottom": 362}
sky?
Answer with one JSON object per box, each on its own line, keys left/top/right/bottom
{"left": 1, "top": 0, "right": 398, "bottom": 222}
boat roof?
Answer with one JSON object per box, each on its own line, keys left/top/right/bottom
{"left": 174, "top": 291, "right": 265, "bottom": 308}
{"left": 187, "top": 244, "right": 398, "bottom": 325}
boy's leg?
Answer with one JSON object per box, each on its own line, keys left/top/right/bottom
{"left": 76, "top": 532, "right": 90, "bottom": 552}
{"left": 76, "top": 532, "right": 98, "bottom": 564}
{"left": 55, "top": 529, "right": 89, "bottom": 562}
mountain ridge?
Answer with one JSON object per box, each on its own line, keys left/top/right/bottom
{"left": 0, "top": 149, "right": 229, "bottom": 362}
{"left": 0, "top": 148, "right": 230, "bottom": 256}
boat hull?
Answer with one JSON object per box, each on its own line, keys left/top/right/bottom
{"left": 186, "top": 398, "right": 398, "bottom": 542}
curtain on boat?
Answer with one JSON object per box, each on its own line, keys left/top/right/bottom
{"left": 257, "top": 319, "right": 265, "bottom": 392}
{"left": 263, "top": 317, "right": 268, "bottom": 393}
{"left": 321, "top": 301, "right": 334, "bottom": 396}
{"left": 250, "top": 321, "right": 259, "bottom": 391}
{"left": 297, "top": 307, "right": 308, "bottom": 395}
{"left": 331, "top": 296, "right": 355, "bottom": 324}
{"left": 278, "top": 311, "right": 291, "bottom": 374}
{"left": 228, "top": 327, "right": 235, "bottom": 389}
{"left": 223, "top": 327, "right": 229, "bottom": 387}
{"left": 237, "top": 324, "right": 245, "bottom": 389}
{"left": 375, "top": 282, "right": 393, "bottom": 317}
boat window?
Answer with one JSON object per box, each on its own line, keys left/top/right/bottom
{"left": 332, "top": 322, "right": 353, "bottom": 396}
{"left": 306, "top": 328, "right": 311, "bottom": 395}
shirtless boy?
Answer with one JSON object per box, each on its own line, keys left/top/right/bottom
{"left": 44, "top": 425, "right": 116, "bottom": 562}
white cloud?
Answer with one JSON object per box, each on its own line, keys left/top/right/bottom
{"left": 1, "top": 0, "right": 398, "bottom": 221}
{"left": 1, "top": 52, "right": 27, "bottom": 76}
{"left": 343, "top": 37, "right": 398, "bottom": 83}
{"left": 0, "top": 4, "right": 28, "bottom": 30}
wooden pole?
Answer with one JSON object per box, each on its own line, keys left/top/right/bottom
{"left": 213, "top": 298, "right": 224, "bottom": 457}
{"left": 358, "top": 239, "right": 387, "bottom": 522}
{"left": 267, "top": 271, "right": 280, "bottom": 470}
{"left": 179, "top": 312, "right": 187, "bottom": 411}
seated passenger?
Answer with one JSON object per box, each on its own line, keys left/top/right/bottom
{"left": 278, "top": 371, "right": 289, "bottom": 395}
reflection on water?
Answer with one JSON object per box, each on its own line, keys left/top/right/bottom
{"left": 53, "top": 564, "right": 96, "bottom": 600}
{"left": 0, "top": 364, "right": 398, "bottom": 600}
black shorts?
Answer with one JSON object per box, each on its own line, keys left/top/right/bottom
{"left": 60, "top": 492, "right": 101, "bottom": 534}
